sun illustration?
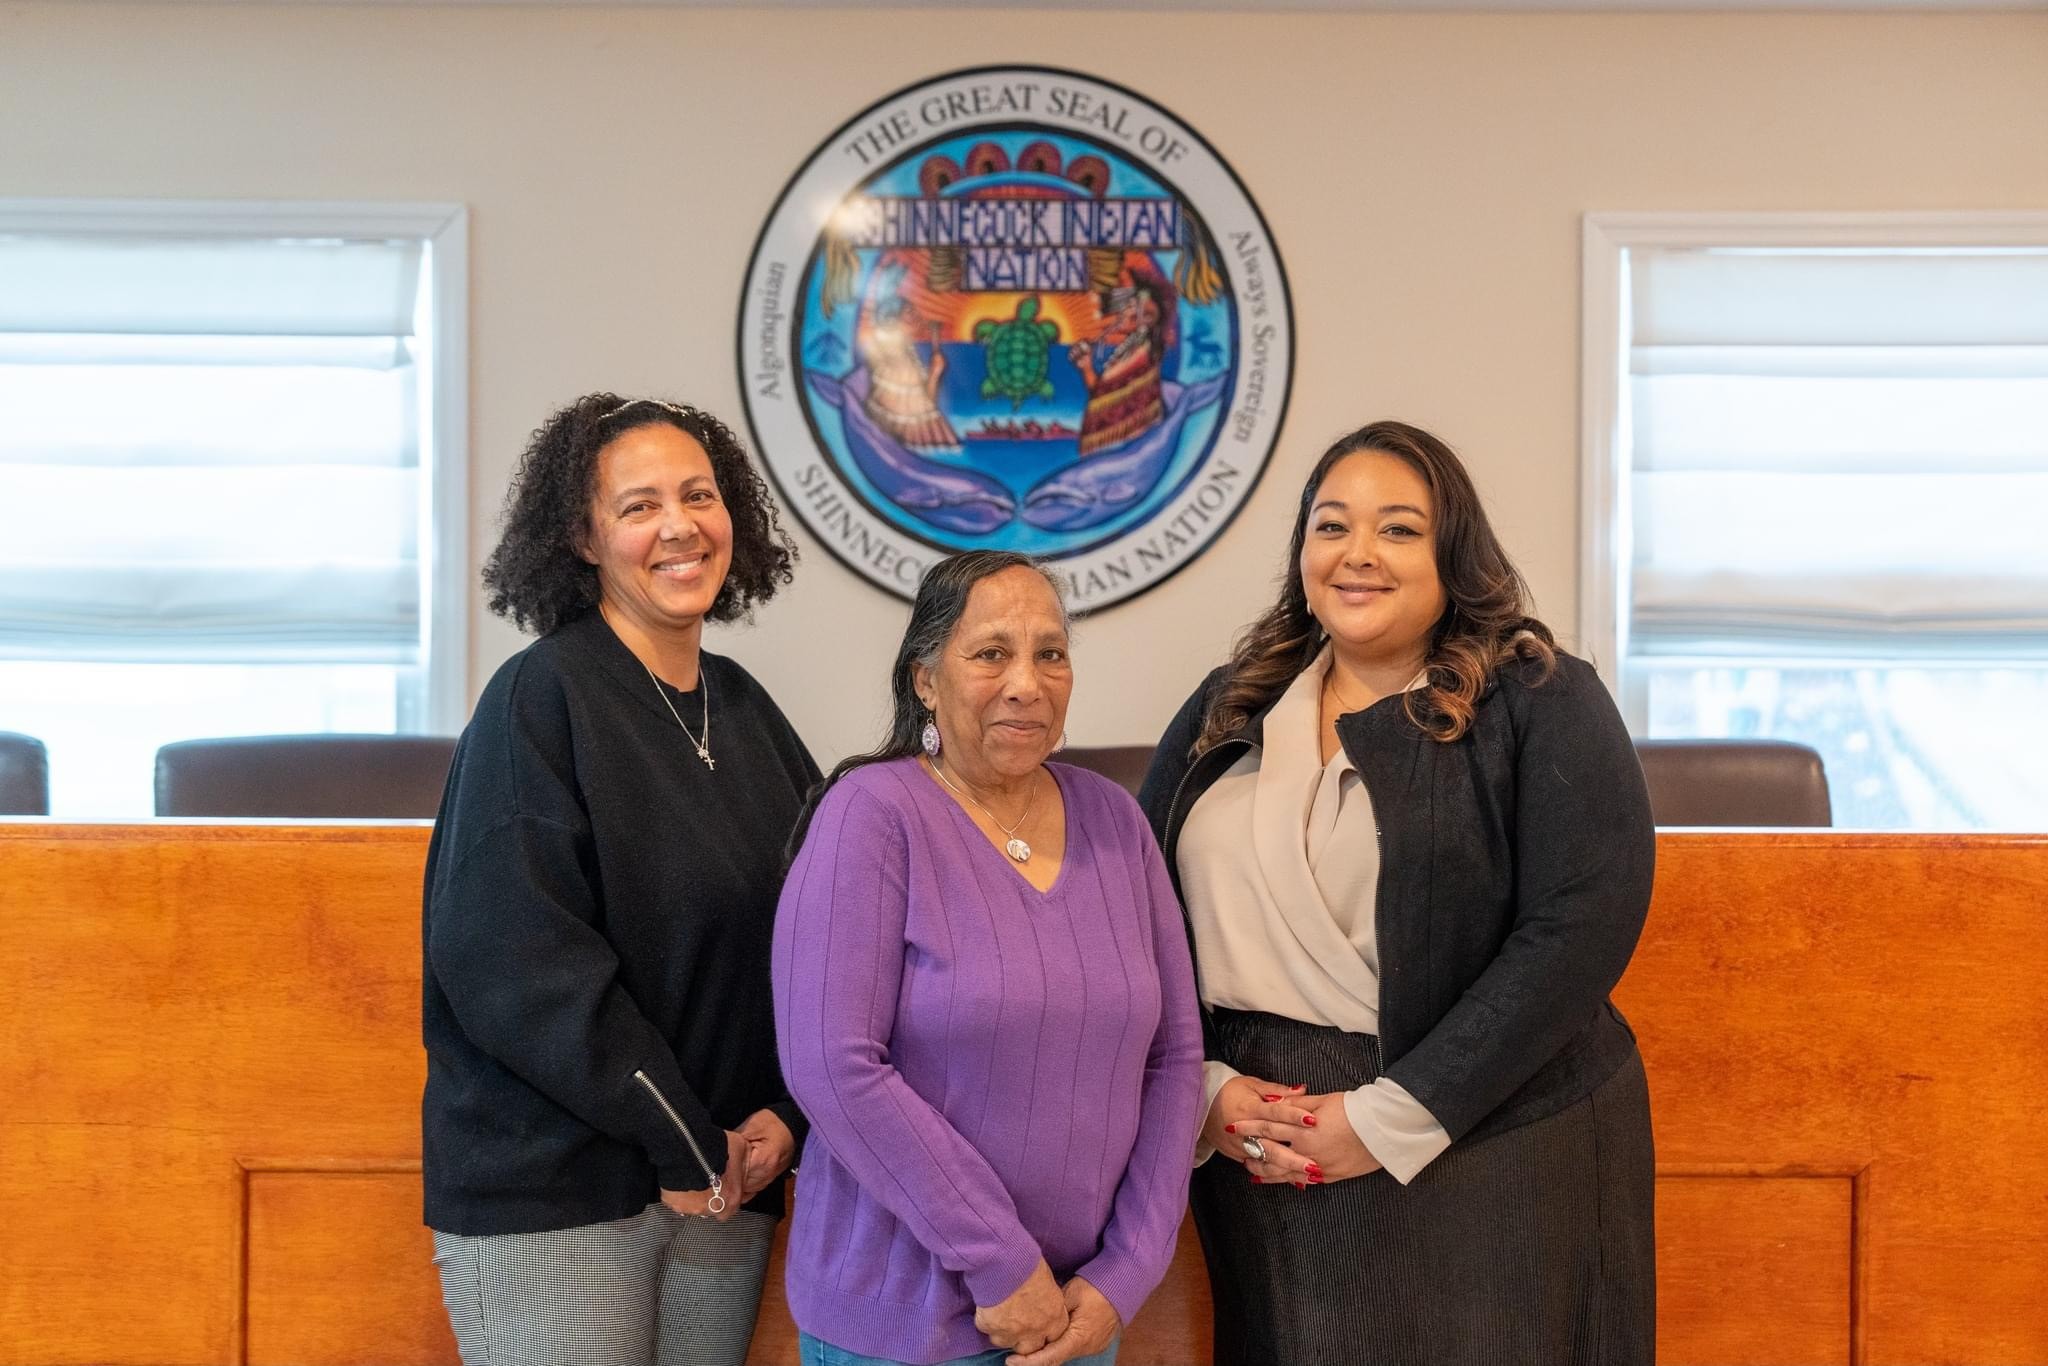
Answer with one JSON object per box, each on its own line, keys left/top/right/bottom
{"left": 950, "top": 292, "right": 1104, "bottom": 347}
{"left": 862, "top": 250, "right": 1111, "bottom": 346}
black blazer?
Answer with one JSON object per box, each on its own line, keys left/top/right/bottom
{"left": 1138, "top": 650, "right": 1654, "bottom": 1145}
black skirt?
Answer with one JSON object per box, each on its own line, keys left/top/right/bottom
{"left": 1191, "top": 1008, "right": 1655, "bottom": 1366}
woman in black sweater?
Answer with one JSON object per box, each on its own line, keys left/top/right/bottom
{"left": 422, "top": 395, "right": 817, "bottom": 1366}
{"left": 1139, "top": 420, "right": 1657, "bottom": 1365}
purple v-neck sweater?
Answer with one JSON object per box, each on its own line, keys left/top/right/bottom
{"left": 773, "top": 756, "right": 1204, "bottom": 1364}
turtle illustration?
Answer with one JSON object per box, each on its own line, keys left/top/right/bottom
{"left": 975, "top": 296, "right": 1059, "bottom": 408}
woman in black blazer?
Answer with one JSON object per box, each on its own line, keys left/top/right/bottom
{"left": 1139, "top": 420, "right": 1656, "bottom": 1365}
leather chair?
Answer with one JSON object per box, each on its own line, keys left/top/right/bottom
{"left": 153, "top": 734, "right": 458, "bottom": 819}
{"left": 0, "top": 732, "right": 51, "bottom": 816}
{"left": 1060, "top": 744, "right": 1156, "bottom": 798}
{"left": 1633, "top": 739, "right": 1832, "bottom": 827}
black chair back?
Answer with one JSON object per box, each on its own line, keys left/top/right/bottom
{"left": 1059, "top": 744, "right": 1156, "bottom": 799}
{"left": 1634, "top": 739, "right": 1832, "bottom": 827}
{"left": 154, "top": 734, "right": 457, "bottom": 818}
{"left": 1058, "top": 737, "right": 1835, "bottom": 826}
{"left": 0, "top": 732, "right": 51, "bottom": 816}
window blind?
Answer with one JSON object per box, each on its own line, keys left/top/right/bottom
{"left": 1628, "top": 247, "right": 2048, "bottom": 662}
{"left": 0, "top": 235, "right": 426, "bottom": 663}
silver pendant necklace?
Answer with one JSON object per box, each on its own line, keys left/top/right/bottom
{"left": 639, "top": 659, "right": 714, "bottom": 770}
{"left": 930, "top": 757, "right": 1037, "bottom": 862}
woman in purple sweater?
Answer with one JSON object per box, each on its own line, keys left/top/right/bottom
{"left": 773, "top": 551, "right": 1204, "bottom": 1366}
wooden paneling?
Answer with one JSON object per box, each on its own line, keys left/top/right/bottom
{"left": 242, "top": 1163, "right": 455, "bottom": 1366}
{"left": 1654, "top": 1168, "right": 1855, "bottom": 1364}
{"left": 1617, "top": 834, "right": 2048, "bottom": 1365}
{"left": 1, "top": 824, "right": 436, "bottom": 1366}
{"left": 2, "top": 823, "right": 2044, "bottom": 1364}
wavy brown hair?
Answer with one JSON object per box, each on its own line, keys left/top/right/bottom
{"left": 1195, "top": 420, "right": 1554, "bottom": 753}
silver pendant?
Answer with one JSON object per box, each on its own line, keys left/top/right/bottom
{"left": 1005, "top": 837, "right": 1031, "bottom": 863}
{"left": 697, "top": 746, "right": 715, "bottom": 771}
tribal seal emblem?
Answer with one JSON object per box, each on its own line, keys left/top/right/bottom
{"left": 739, "top": 66, "right": 1293, "bottom": 611}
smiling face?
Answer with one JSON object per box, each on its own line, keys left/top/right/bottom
{"left": 1298, "top": 449, "right": 1446, "bottom": 670}
{"left": 912, "top": 565, "right": 1073, "bottom": 787}
{"left": 579, "top": 422, "right": 733, "bottom": 644}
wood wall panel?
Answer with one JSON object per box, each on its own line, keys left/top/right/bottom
{"left": 1654, "top": 1169, "right": 1855, "bottom": 1365}
{"left": 1, "top": 825, "right": 431, "bottom": 1366}
{"left": 3, "top": 823, "right": 2044, "bottom": 1364}
{"left": 1, "top": 1125, "right": 239, "bottom": 1362}
{"left": 1118, "top": 1219, "right": 1214, "bottom": 1366}
{"left": 243, "top": 1165, "right": 455, "bottom": 1366}
{"left": 1616, "top": 834, "right": 2048, "bottom": 1365}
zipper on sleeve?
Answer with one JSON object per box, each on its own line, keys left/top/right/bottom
{"left": 632, "top": 1069, "right": 725, "bottom": 1214}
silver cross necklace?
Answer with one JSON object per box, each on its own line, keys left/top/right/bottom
{"left": 639, "top": 659, "right": 714, "bottom": 770}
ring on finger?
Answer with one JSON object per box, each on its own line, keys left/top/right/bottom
{"left": 1241, "top": 1136, "right": 1268, "bottom": 1163}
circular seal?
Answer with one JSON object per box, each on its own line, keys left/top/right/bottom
{"left": 738, "top": 66, "right": 1293, "bottom": 612}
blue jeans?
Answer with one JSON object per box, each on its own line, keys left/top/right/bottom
{"left": 797, "top": 1331, "right": 1117, "bottom": 1366}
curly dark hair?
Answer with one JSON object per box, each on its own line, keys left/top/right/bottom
{"left": 1196, "top": 420, "right": 1555, "bottom": 753}
{"left": 482, "top": 394, "right": 797, "bottom": 636}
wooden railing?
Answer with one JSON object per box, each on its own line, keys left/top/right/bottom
{"left": 2, "top": 823, "right": 2043, "bottom": 1364}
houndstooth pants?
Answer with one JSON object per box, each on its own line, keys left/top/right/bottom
{"left": 432, "top": 1202, "right": 777, "bottom": 1366}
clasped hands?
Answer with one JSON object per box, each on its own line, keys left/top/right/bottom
{"left": 975, "top": 1260, "right": 1120, "bottom": 1366}
{"left": 1202, "top": 1074, "right": 1383, "bottom": 1188}
{"left": 658, "top": 1109, "right": 796, "bottom": 1221}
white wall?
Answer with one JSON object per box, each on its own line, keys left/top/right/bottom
{"left": 4, "top": 2, "right": 2044, "bottom": 763}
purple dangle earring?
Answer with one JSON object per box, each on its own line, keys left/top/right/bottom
{"left": 920, "top": 713, "right": 942, "bottom": 757}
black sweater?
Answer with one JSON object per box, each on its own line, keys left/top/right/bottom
{"left": 1138, "top": 650, "right": 1655, "bottom": 1146}
{"left": 422, "top": 611, "right": 820, "bottom": 1236}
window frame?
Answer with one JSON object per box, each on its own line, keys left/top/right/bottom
{"left": 0, "top": 197, "right": 470, "bottom": 732}
{"left": 1578, "top": 209, "right": 2048, "bottom": 731}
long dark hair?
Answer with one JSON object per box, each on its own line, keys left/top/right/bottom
{"left": 786, "top": 550, "right": 1068, "bottom": 859}
{"left": 1196, "top": 420, "right": 1554, "bottom": 754}
{"left": 482, "top": 393, "right": 796, "bottom": 636}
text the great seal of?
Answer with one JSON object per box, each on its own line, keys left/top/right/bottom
{"left": 739, "top": 66, "right": 1293, "bottom": 611}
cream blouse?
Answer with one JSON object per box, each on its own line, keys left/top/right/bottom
{"left": 1179, "top": 646, "right": 1451, "bottom": 1184}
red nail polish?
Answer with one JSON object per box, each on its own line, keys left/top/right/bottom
{"left": 1300, "top": 1114, "right": 1318, "bottom": 1127}
{"left": 1250, "top": 1175, "right": 1263, "bottom": 1184}
{"left": 1223, "top": 1123, "right": 1236, "bottom": 1134}
{"left": 1262, "top": 1094, "right": 1281, "bottom": 1103}
{"left": 1292, "top": 1181, "right": 1306, "bottom": 1190}
{"left": 1306, "top": 1163, "right": 1324, "bottom": 1180}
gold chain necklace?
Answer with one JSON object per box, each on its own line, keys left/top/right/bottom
{"left": 930, "top": 757, "right": 1038, "bottom": 863}
{"left": 1323, "top": 669, "right": 1372, "bottom": 715}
